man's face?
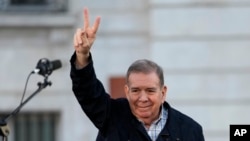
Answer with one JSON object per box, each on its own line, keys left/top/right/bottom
{"left": 124, "top": 72, "right": 167, "bottom": 123}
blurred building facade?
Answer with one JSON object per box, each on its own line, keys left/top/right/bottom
{"left": 0, "top": 0, "right": 250, "bottom": 141}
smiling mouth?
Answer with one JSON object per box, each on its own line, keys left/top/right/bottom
{"left": 137, "top": 105, "right": 151, "bottom": 110}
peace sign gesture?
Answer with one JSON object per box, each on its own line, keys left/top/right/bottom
{"left": 74, "top": 8, "right": 101, "bottom": 67}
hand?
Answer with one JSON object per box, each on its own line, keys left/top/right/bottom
{"left": 73, "top": 7, "right": 101, "bottom": 67}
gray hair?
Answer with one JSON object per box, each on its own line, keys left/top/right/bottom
{"left": 126, "top": 59, "right": 164, "bottom": 87}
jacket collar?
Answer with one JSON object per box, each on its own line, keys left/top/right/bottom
{"left": 159, "top": 102, "right": 182, "bottom": 140}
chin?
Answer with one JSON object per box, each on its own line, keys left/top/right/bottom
{"left": 137, "top": 112, "right": 151, "bottom": 118}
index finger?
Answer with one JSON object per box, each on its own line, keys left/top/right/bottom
{"left": 83, "top": 7, "right": 90, "bottom": 30}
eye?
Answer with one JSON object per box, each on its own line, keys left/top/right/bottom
{"left": 130, "top": 88, "right": 139, "bottom": 93}
{"left": 131, "top": 89, "right": 138, "bottom": 92}
{"left": 147, "top": 89, "right": 156, "bottom": 93}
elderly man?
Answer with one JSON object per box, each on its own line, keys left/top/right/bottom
{"left": 70, "top": 8, "right": 205, "bottom": 141}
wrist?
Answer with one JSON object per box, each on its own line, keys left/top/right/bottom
{"left": 75, "top": 52, "right": 90, "bottom": 69}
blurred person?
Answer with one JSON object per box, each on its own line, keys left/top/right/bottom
{"left": 70, "top": 8, "right": 205, "bottom": 141}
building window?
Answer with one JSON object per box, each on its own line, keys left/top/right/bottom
{"left": 10, "top": 0, "right": 46, "bottom": 5}
{"left": 0, "top": 0, "right": 67, "bottom": 12}
{"left": 0, "top": 112, "right": 59, "bottom": 141}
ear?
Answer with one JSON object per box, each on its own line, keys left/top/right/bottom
{"left": 124, "top": 84, "right": 130, "bottom": 100}
{"left": 161, "top": 85, "right": 167, "bottom": 103}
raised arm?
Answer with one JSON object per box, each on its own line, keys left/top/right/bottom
{"left": 71, "top": 8, "right": 112, "bottom": 130}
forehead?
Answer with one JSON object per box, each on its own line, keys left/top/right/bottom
{"left": 127, "top": 72, "right": 160, "bottom": 87}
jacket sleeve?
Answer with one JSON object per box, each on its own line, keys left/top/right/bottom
{"left": 70, "top": 52, "right": 111, "bottom": 130}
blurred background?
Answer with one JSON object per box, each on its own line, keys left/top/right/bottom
{"left": 1, "top": 0, "right": 250, "bottom": 141}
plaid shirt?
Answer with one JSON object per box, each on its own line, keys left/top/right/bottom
{"left": 141, "top": 106, "right": 168, "bottom": 141}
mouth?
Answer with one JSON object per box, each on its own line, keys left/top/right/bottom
{"left": 137, "top": 105, "right": 152, "bottom": 111}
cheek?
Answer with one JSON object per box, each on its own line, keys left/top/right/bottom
{"left": 132, "top": 95, "right": 141, "bottom": 103}
{"left": 149, "top": 94, "right": 164, "bottom": 104}
{"left": 127, "top": 94, "right": 138, "bottom": 103}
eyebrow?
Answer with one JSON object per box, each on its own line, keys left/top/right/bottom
{"left": 130, "top": 87, "right": 157, "bottom": 90}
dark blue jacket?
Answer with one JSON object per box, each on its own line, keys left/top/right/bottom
{"left": 70, "top": 53, "right": 205, "bottom": 141}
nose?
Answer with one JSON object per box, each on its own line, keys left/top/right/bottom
{"left": 138, "top": 91, "right": 148, "bottom": 102}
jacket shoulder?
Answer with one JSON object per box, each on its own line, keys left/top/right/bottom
{"left": 165, "top": 102, "right": 203, "bottom": 129}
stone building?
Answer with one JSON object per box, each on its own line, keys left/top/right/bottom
{"left": 0, "top": 0, "right": 250, "bottom": 141}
